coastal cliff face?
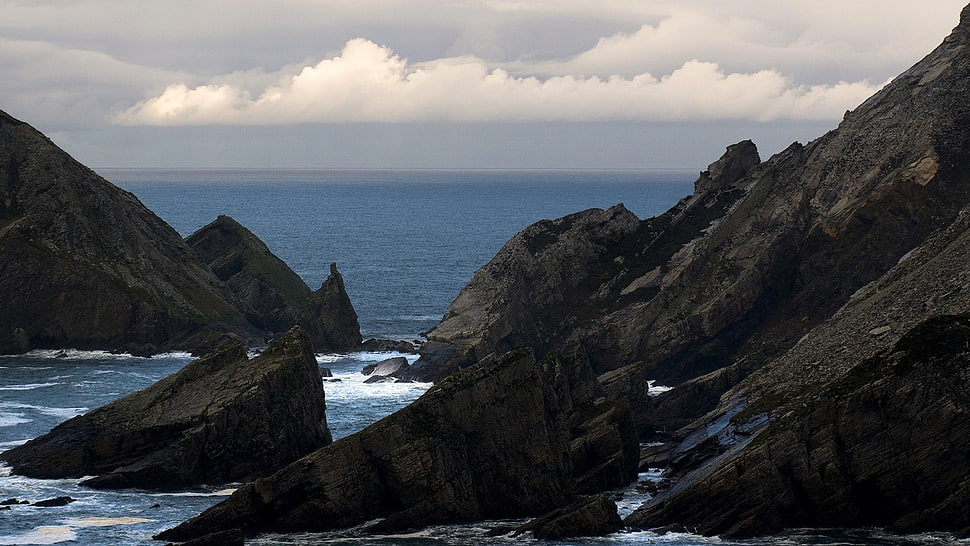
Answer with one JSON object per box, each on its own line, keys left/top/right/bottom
{"left": 0, "top": 111, "right": 257, "bottom": 354}
{"left": 412, "top": 4, "right": 970, "bottom": 421}
{"left": 186, "top": 215, "right": 312, "bottom": 334}
{"left": 158, "top": 347, "right": 637, "bottom": 542}
{"left": 0, "top": 327, "right": 331, "bottom": 489}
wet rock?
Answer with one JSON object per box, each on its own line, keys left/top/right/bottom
{"left": 360, "top": 338, "right": 418, "bottom": 353}
{"left": 294, "top": 263, "right": 363, "bottom": 353}
{"left": 32, "top": 496, "right": 74, "bottom": 507}
{"left": 320, "top": 367, "right": 333, "bottom": 378}
{"left": 0, "top": 327, "right": 331, "bottom": 489}
{"left": 361, "top": 356, "right": 409, "bottom": 377}
{"left": 157, "top": 348, "right": 638, "bottom": 542}
{"left": 515, "top": 494, "right": 622, "bottom": 540}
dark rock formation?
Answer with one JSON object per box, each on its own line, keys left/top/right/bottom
{"left": 0, "top": 110, "right": 263, "bottom": 355}
{"left": 622, "top": 6, "right": 970, "bottom": 537}
{"left": 411, "top": 1, "right": 970, "bottom": 440}
{"left": 514, "top": 494, "right": 623, "bottom": 540}
{"left": 361, "top": 356, "right": 409, "bottom": 378}
{"left": 157, "top": 348, "right": 637, "bottom": 542}
{"left": 294, "top": 263, "right": 363, "bottom": 353}
{"left": 360, "top": 338, "right": 418, "bottom": 353}
{"left": 186, "top": 215, "right": 311, "bottom": 333}
{"left": 0, "top": 327, "right": 331, "bottom": 489}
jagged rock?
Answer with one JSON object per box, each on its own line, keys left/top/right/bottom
{"left": 294, "top": 263, "right": 362, "bottom": 353}
{"left": 411, "top": 1, "right": 970, "bottom": 446}
{"left": 157, "top": 348, "right": 637, "bottom": 542}
{"left": 627, "top": 315, "right": 970, "bottom": 538}
{"left": 514, "top": 494, "right": 623, "bottom": 540}
{"left": 0, "top": 110, "right": 262, "bottom": 354}
{"left": 360, "top": 338, "right": 418, "bottom": 353}
{"left": 186, "top": 215, "right": 311, "bottom": 333}
{"left": 0, "top": 327, "right": 331, "bottom": 489}
{"left": 624, "top": 8, "right": 970, "bottom": 535}
{"left": 361, "top": 356, "right": 409, "bottom": 377}
{"left": 320, "top": 367, "right": 333, "bottom": 378}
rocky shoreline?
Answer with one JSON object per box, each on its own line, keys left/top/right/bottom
{"left": 2, "top": 3, "right": 970, "bottom": 544}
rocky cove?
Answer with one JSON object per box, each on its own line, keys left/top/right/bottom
{"left": 2, "top": 4, "right": 970, "bottom": 545}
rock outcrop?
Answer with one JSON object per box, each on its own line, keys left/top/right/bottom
{"left": 294, "top": 263, "right": 363, "bottom": 352}
{"left": 361, "top": 356, "right": 410, "bottom": 379}
{"left": 0, "top": 327, "right": 331, "bottom": 489}
{"left": 186, "top": 215, "right": 312, "bottom": 333}
{"left": 157, "top": 348, "right": 637, "bottom": 542}
{"left": 411, "top": 2, "right": 970, "bottom": 439}
{"left": 0, "top": 110, "right": 262, "bottom": 355}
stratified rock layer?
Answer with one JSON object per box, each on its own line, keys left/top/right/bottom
{"left": 294, "top": 263, "right": 363, "bottom": 352}
{"left": 186, "top": 215, "right": 312, "bottom": 333}
{"left": 157, "top": 348, "right": 637, "bottom": 542}
{"left": 0, "top": 327, "right": 331, "bottom": 489}
{"left": 0, "top": 110, "right": 258, "bottom": 355}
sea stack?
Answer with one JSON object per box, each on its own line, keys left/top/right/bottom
{"left": 295, "top": 263, "right": 363, "bottom": 352}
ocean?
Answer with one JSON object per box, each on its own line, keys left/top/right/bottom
{"left": 0, "top": 169, "right": 962, "bottom": 545}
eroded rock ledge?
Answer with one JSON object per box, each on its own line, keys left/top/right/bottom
{"left": 157, "top": 347, "right": 637, "bottom": 542}
{"left": 0, "top": 327, "right": 331, "bottom": 489}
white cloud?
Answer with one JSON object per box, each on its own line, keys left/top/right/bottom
{"left": 115, "top": 38, "right": 885, "bottom": 126}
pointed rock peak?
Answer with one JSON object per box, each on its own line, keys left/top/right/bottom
{"left": 295, "top": 263, "right": 362, "bottom": 353}
{"left": 694, "top": 140, "right": 761, "bottom": 195}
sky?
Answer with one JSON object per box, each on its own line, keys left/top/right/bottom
{"left": 2, "top": 1, "right": 967, "bottom": 169}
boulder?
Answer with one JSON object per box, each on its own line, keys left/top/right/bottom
{"left": 157, "top": 348, "right": 637, "bottom": 542}
{"left": 185, "top": 215, "right": 312, "bottom": 333}
{"left": 294, "top": 263, "right": 363, "bottom": 353}
{"left": 0, "top": 109, "right": 261, "bottom": 354}
{"left": 514, "top": 494, "right": 623, "bottom": 540}
{"left": 361, "top": 356, "right": 409, "bottom": 378}
{"left": 0, "top": 327, "right": 331, "bottom": 489}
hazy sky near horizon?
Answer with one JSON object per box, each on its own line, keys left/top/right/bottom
{"left": 2, "top": 1, "right": 966, "bottom": 168}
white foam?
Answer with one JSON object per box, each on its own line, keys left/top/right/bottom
{"left": 647, "top": 380, "right": 673, "bottom": 397}
{"left": 0, "top": 402, "right": 87, "bottom": 420}
{"left": 0, "top": 412, "right": 31, "bottom": 427}
{"left": 0, "top": 383, "right": 58, "bottom": 391}
{"left": 0, "top": 526, "right": 77, "bottom": 545}
{"left": 65, "top": 517, "right": 154, "bottom": 528}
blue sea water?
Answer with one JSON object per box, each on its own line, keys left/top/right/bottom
{"left": 0, "top": 169, "right": 963, "bottom": 545}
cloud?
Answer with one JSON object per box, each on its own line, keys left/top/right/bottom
{"left": 115, "top": 38, "right": 884, "bottom": 126}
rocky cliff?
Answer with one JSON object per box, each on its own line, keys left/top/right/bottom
{"left": 294, "top": 263, "right": 363, "bottom": 352}
{"left": 186, "top": 215, "right": 312, "bottom": 334}
{"left": 411, "top": 4, "right": 970, "bottom": 427}
{"left": 0, "top": 327, "right": 331, "bottom": 489}
{"left": 157, "top": 347, "right": 637, "bottom": 542}
{"left": 0, "top": 110, "right": 262, "bottom": 355}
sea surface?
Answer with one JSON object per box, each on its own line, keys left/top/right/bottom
{"left": 0, "top": 169, "right": 963, "bottom": 545}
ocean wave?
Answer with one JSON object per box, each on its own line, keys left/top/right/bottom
{"left": 65, "top": 517, "right": 155, "bottom": 528}
{"left": 0, "top": 383, "right": 59, "bottom": 391}
{"left": 0, "top": 413, "right": 30, "bottom": 427}
{"left": 0, "top": 402, "right": 87, "bottom": 420}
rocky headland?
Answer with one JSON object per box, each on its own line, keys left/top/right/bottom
{"left": 0, "top": 109, "right": 363, "bottom": 355}
{"left": 0, "top": 327, "right": 331, "bottom": 489}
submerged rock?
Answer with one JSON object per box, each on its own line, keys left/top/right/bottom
{"left": 186, "top": 215, "right": 312, "bottom": 333}
{"left": 0, "top": 327, "right": 331, "bottom": 489}
{"left": 157, "top": 348, "right": 637, "bottom": 542}
{"left": 294, "top": 263, "right": 363, "bottom": 353}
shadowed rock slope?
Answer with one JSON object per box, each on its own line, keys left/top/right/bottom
{"left": 158, "top": 348, "right": 637, "bottom": 542}
{"left": 0, "top": 327, "right": 331, "bottom": 489}
{"left": 186, "top": 215, "right": 312, "bottom": 334}
{"left": 0, "top": 111, "right": 255, "bottom": 354}
{"left": 410, "top": 4, "right": 970, "bottom": 436}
